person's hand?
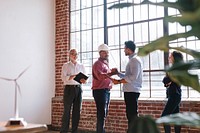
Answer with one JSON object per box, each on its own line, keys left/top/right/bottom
{"left": 69, "top": 75, "right": 76, "bottom": 80}
{"left": 111, "top": 68, "right": 118, "bottom": 75}
{"left": 107, "top": 68, "right": 119, "bottom": 77}
{"left": 111, "top": 78, "right": 120, "bottom": 85}
{"left": 164, "top": 82, "right": 172, "bottom": 87}
{"left": 80, "top": 78, "right": 86, "bottom": 84}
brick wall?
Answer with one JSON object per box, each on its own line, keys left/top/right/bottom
{"left": 55, "top": 0, "right": 70, "bottom": 98}
{"left": 53, "top": 0, "right": 200, "bottom": 132}
{"left": 52, "top": 98, "right": 200, "bottom": 133}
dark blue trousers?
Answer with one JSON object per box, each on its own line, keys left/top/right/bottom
{"left": 93, "top": 89, "right": 110, "bottom": 133}
{"left": 161, "top": 94, "right": 181, "bottom": 133}
{"left": 124, "top": 92, "right": 140, "bottom": 133}
{"left": 60, "top": 85, "right": 82, "bottom": 133}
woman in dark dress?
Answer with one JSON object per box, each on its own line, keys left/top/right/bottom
{"left": 161, "top": 51, "right": 183, "bottom": 133}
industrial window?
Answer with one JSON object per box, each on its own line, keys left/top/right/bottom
{"left": 70, "top": 0, "right": 200, "bottom": 98}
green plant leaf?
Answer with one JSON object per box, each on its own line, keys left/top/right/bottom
{"left": 130, "top": 116, "right": 160, "bottom": 133}
{"left": 108, "top": 1, "right": 181, "bottom": 10}
{"left": 156, "top": 112, "right": 200, "bottom": 128}
{"left": 138, "top": 32, "right": 192, "bottom": 56}
{"left": 177, "top": 0, "right": 200, "bottom": 12}
{"left": 190, "top": 25, "right": 200, "bottom": 39}
{"left": 167, "top": 66, "right": 200, "bottom": 93}
{"left": 167, "top": 13, "right": 198, "bottom": 26}
{"left": 141, "top": 0, "right": 180, "bottom": 10}
{"left": 108, "top": 2, "right": 134, "bottom": 10}
{"left": 137, "top": 37, "right": 169, "bottom": 56}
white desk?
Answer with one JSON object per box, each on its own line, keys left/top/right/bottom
{"left": 0, "top": 122, "right": 47, "bottom": 133}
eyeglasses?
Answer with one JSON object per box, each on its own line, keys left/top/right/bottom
{"left": 70, "top": 53, "right": 78, "bottom": 56}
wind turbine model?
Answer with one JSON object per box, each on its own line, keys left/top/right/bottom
{"left": 0, "top": 66, "right": 30, "bottom": 126}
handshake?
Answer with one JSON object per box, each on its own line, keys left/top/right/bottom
{"left": 110, "top": 68, "right": 119, "bottom": 75}
{"left": 107, "top": 68, "right": 125, "bottom": 85}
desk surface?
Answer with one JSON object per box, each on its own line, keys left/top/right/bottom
{"left": 0, "top": 122, "right": 47, "bottom": 133}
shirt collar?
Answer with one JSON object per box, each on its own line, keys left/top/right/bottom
{"left": 98, "top": 57, "right": 108, "bottom": 65}
{"left": 69, "top": 60, "right": 77, "bottom": 65}
{"left": 129, "top": 53, "right": 137, "bottom": 59}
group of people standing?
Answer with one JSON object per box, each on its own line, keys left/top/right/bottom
{"left": 59, "top": 41, "right": 183, "bottom": 133}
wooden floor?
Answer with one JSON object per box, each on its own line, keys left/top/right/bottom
{"left": 43, "top": 131, "right": 59, "bottom": 133}
{"left": 44, "top": 130, "right": 95, "bottom": 133}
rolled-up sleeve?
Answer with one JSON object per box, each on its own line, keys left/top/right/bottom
{"left": 61, "top": 64, "right": 70, "bottom": 83}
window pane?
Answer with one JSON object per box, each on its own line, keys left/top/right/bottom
{"left": 149, "top": 4, "right": 164, "bottom": 19}
{"left": 82, "top": 8, "right": 92, "bottom": 30}
{"left": 93, "top": 51, "right": 99, "bottom": 61}
{"left": 120, "top": 24, "right": 134, "bottom": 43}
{"left": 149, "top": 20, "right": 163, "bottom": 41}
{"left": 111, "top": 85, "right": 122, "bottom": 98}
{"left": 168, "top": 7, "right": 180, "bottom": 16}
{"left": 108, "top": 27, "right": 119, "bottom": 47}
{"left": 134, "top": 22, "right": 149, "bottom": 43}
{"left": 120, "top": 5, "right": 133, "bottom": 24}
{"left": 71, "top": 11, "right": 80, "bottom": 32}
{"left": 150, "top": 71, "right": 166, "bottom": 98}
{"left": 189, "top": 88, "right": 200, "bottom": 98}
{"left": 93, "top": 0, "right": 103, "bottom": 6}
{"left": 81, "top": 0, "right": 91, "bottom": 8}
{"left": 71, "top": 0, "right": 80, "bottom": 11}
{"left": 190, "top": 40, "right": 200, "bottom": 50}
{"left": 150, "top": 51, "right": 164, "bottom": 70}
{"left": 169, "top": 22, "right": 185, "bottom": 38}
{"left": 107, "top": 3, "right": 119, "bottom": 26}
{"left": 169, "top": 22, "right": 178, "bottom": 35}
{"left": 109, "top": 50, "right": 120, "bottom": 69}
{"left": 181, "top": 86, "right": 189, "bottom": 98}
{"left": 81, "top": 52, "right": 93, "bottom": 97}
{"left": 93, "top": 28, "right": 104, "bottom": 51}
{"left": 141, "top": 56, "right": 149, "bottom": 71}
{"left": 134, "top": 4, "right": 148, "bottom": 22}
{"left": 81, "top": 52, "right": 93, "bottom": 70}
{"left": 141, "top": 72, "right": 151, "bottom": 98}
{"left": 71, "top": 32, "right": 80, "bottom": 50}
{"left": 81, "top": 30, "right": 92, "bottom": 52}
{"left": 93, "top": 6, "right": 104, "bottom": 28}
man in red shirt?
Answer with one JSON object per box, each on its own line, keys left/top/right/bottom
{"left": 92, "top": 44, "right": 117, "bottom": 133}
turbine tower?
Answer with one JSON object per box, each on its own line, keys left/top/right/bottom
{"left": 0, "top": 66, "right": 30, "bottom": 126}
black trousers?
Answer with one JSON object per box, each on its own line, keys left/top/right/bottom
{"left": 60, "top": 85, "right": 82, "bottom": 133}
{"left": 124, "top": 92, "right": 140, "bottom": 133}
{"left": 161, "top": 94, "right": 181, "bottom": 133}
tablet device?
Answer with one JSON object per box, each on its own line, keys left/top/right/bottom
{"left": 74, "top": 72, "right": 88, "bottom": 84}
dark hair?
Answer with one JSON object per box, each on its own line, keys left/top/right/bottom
{"left": 125, "top": 41, "right": 136, "bottom": 52}
{"left": 172, "top": 51, "right": 183, "bottom": 63}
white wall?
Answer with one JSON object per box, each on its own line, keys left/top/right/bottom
{"left": 0, "top": 0, "right": 55, "bottom": 124}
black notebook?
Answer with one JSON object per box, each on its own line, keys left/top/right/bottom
{"left": 74, "top": 72, "right": 88, "bottom": 84}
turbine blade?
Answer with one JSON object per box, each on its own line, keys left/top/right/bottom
{"left": 0, "top": 77, "right": 14, "bottom": 81}
{"left": 16, "top": 65, "right": 31, "bottom": 79}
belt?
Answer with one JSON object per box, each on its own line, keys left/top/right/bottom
{"left": 65, "top": 85, "right": 81, "bottom": 88}
{"left": 93, "top": 88, "right": 110, "bottom": 91}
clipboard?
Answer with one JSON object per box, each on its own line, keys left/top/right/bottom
{"left": 74, "top": 72, "right": 88, "bottom": 84}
